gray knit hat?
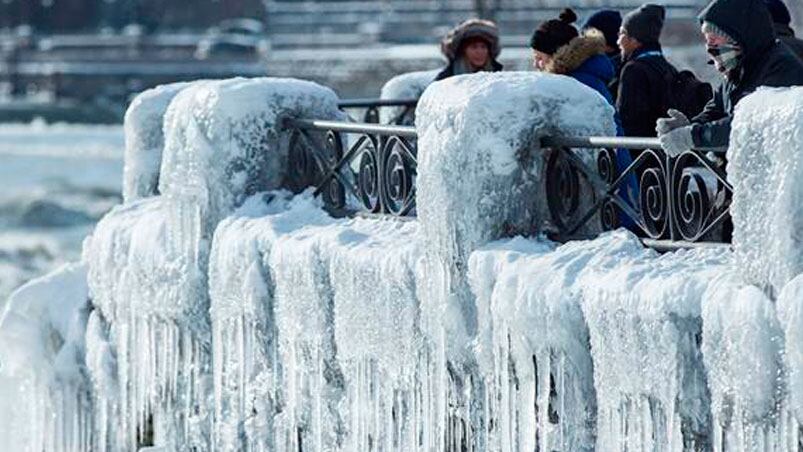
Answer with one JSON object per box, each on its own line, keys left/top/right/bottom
{"left": 622, "top": 4, "right": 666, "bottom": 44}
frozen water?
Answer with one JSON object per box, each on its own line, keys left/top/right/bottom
{"left": 379, "top": 69, "right": 438, "bottom": 124}
{"left": 123, "top": 82, "right": 190, "bottom": 201}
{"left": 0, "top": 262, "right": 92, "bottom": 452}
{"left": 159, "top": 77, "right": 344, "bottom": 230}
{"left": 701, "top": 274, "right": 796, "bottom": 451}
{"left": 580, "top": 237, "right": 730, "bottom": 451}
{"left": 729, "top": 87, "right": 803, "bottom": 295}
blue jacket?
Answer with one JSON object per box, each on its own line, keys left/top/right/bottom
{"left": 570, "top": 53, "right": 616, "bottom": 106}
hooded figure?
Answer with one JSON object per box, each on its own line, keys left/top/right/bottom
{"left": 764, "top": 0, "right": 803, "bottom": 60}
{"left": 435, "top": 19, "right": 503, "bottom": 81}
{"left": 583, "top": 9, "right": 624, "bottom": 99}
{"left": 658, "top": 0, "right": 803, "bottom": 153}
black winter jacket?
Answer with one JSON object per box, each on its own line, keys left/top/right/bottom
{"left": 691, "top": 0, "right": 803, "bottom": 148}
{"left": 616, "top": 44, "right": 675, "bottom": 137}
{"left": 775, "top": 23, "right": 803, "bottom": 62}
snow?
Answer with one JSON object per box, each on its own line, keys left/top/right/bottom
{"left": 379, "top": 69, "right": 438, "bottom": 124}
{"left": 123, "top": 82, "right": 190, "bottom": 201}
{"left": 729, "top": 87, "right": 803, "bottom": 295}
{"left": 158, "top": 77, "right": 344, "bottom": 230}
{"left": 778, "top": 274, "right": 803, "bottom": 431}
{"left": 0, "top": 262, "right": 92, "bottom": 452}
{"left": 415, "top": 71, "right": 614, "bottom": 358}
{"left": 701, "top": 274, "right": 794, "bottom": 450}
{"left": 580, "top": 234, "right": 730, "bottom": 451}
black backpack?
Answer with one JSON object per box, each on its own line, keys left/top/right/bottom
{"left": 642, "top": 57, "right": 713, "bottom": 118}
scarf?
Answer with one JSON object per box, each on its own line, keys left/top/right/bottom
{"left": 702, "top": 21, "right": 743, "bottom": 79}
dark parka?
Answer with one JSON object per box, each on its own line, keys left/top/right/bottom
{"left": 775, "top": 23, "right": 803, "bottom": 61}
{"left": 435, "top": 19, "right": 504, "bottom": 81}
{"left": 691, "top": 0, "right": 803, "bottom": 148}
{"left": 616, "top": 43, "right": 675, "bottom": 137}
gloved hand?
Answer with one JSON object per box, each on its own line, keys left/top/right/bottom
{"left": 655, "top": 109, "right": 690, "bottom": 135}
{"left": 659, "top": 125, "right": 694, "bottom": 158}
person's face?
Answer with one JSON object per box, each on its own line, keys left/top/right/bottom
{"left": 617, "top": 28, "right": 640, "bottom": 57}
{"left": 703, "top": 27, "right": 734, "bottom": 74}
{"left": 464, "top": 40, "right": 490, "bottom": 70}
{"left": 532, "top": 49, "right": 552, "bottom": 70}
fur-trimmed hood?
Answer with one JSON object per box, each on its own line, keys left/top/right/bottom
{"left": 440, "top": 19, "right": 502, "bottom": 61}
{"left": 545, "top": 30, "right": 608, "bottom": 75}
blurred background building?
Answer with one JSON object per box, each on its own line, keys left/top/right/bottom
{"left": 1, "top": 0, "right": 790, "bottom": 123}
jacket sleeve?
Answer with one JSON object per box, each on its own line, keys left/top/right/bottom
{"left": 616, "top": 63, "right": 658, "bottom": 137}
{"left": 690, "top": 85, "right": 730, "bottom": 148}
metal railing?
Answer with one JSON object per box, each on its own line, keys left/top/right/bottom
{"left": 286, "top": 99, "right": 733, "bottom": 248}
{"left": 338, "top": 98, "right": 418, "bottom": 125}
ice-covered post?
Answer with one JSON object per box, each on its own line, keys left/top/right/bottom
{"left": 728, "top": 87, "right": 803, "bottom": 296}
{"left": 700, "top": 87, "right": 803, "bottom": 447}
{"left": 85, "top": 77, "right": 343, "bottom": 450}
{"left": 414, "top": 71, "right": 615, "bottom": 447}
{"left": 122, "top": 82, "right": 190, "bottom": 202}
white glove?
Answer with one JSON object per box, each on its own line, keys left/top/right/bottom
{"left": 656, "top": 109, "right": 690, "bottom": 135}
{"left": 659, "top": 125, "right": 694, "bottom": 158}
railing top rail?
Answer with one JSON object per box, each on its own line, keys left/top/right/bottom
{"left": 286, "top": 118, "right": 418, "bottom": 138}
{"left": 338, "top": 98, "right": 419, "bottom": 108}
{"left": 542, "top": 135, "right": 727, "bottom": 153}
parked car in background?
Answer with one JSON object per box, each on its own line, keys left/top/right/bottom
{"left": 195, "top": 18, "right": 270, "bottom": 60}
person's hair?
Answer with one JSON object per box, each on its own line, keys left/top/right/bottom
{"left": 530, "top": 8, "right": 579, "bottom": 55}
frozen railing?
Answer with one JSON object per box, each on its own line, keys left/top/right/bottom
{"left": 287, "top": 98, "right": 733, "bottom": 248}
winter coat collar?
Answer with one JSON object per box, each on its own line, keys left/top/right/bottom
{"left": 545, "top": 30, "right": 608, "bottom": 75}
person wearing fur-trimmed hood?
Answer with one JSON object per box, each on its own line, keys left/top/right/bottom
{"left": 531, "top": 8, "right": 639, "bottom": 230}
{"left": 434, "top": 19, "right": 504, "bottom": 81}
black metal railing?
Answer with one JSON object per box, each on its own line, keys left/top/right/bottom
{"left": 337, "top": 98, "right": 418, "bottom": 125}
{"left": 284, "top": 118, "right": 418, "bottom": 216}
{"left": 285, "top": 102, "right": 733, "bottom": 247}
{"left": 542, "top": 136, "right": 732, "bottom": 248}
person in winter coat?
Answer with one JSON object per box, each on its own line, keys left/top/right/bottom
{"left": 532, "top": 8, "right": 639, "bottom": 229}
{"left": 616, "top": 4, "right": 676, "bottom": 138}
{"left": 582, "top": 10, "right": 624, "bottom": 99}
{"left": 764, "top": 0, "right": 803, "bottom": 60}
{"left": 657, "top": 0, "right": 803, "bottom": 155}
{"left": 434, "top": 19, "right": 504, "bottom": 81}
{"left": 531, "top": 9, "right": 617, "bottom": 104}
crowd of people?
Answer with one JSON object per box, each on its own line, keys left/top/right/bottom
{"left": 434, "top": 0, "right": 803, "bottom": 153}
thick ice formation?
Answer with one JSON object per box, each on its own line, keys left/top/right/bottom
{"left": 123, "top": 82, "right": 190, "bottom": 201}
{"left": 159, "top": 77, "right": 344, "bottom": 230}
{"left": 0, "top": 263, "right": 92, "bottom": 452}
{"left": 379, "top": 69, "right": 438, "bottom": 124}
{"left": 729, "top": 87, "right": 803, "bottom": 295}
{"left": 778, "top": 275, "right": 803, "bottom": 433}
{"left": 83, "top": 78, "right": 344, "bottom": 450}
{"left": 701, "top": 274, "right": 796, "bottom": 450}
{"left": 415, "top": 71, "right": 614, "bottom": 356}
{"left": 580, "top": 237, "right": 730, "bottom": 451}
{"left": 208, "top": 191, "right": 339, "bottom": 450}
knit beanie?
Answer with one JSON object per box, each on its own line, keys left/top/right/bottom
{"left": 764, "top": 0, "right": 791, "bottom": 25}
{"left": 530, "top": 8, "right": 579, "bottom": 55}
{"left": 622, "top": 4, "right": 666, "bottom": 44}
{"left": 583, "top": 10, "right": 623, "bottom": 49}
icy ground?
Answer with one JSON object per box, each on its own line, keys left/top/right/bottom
{"left": 0, "top": 121, "right": 123, "bottom": 303}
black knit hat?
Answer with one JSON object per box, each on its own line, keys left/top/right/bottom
{"left": 583, "top": 10, "right": 623, "bottom": 49}
{"left": 530, "top": 8, "right": 579, "bottom": 55}
{"left": 622, "top": 4, "right": 666, "bottom": 44}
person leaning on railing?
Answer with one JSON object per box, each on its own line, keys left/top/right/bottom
{"left": 434, "top": 19, "right": 504, "bottom": 81}
{"left": 530, "top": 8, "right": 639, "bottom": 229}
{"left": 657, "top": 0, "right": 803, "bottom": 156}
